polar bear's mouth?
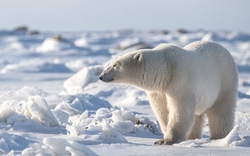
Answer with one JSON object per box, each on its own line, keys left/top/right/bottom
{"left": 99, "top": 76, "right": 114, "bottom": 82}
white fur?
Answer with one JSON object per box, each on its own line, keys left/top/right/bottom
{"left": 99, "top": 41, "right": 238, "bottom": 145}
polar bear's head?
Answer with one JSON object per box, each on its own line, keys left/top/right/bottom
{"left": 99, "top": 49, "right": 169, "bottom": 91}
{"left": 99, "top": 51, "right": 143, "bottom": 84}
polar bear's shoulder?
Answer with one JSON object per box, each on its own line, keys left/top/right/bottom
{"left": 153, "top": 43, "right": 181, "bottom": 51}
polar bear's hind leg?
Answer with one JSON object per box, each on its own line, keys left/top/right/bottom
{"left": 205, "top": 90, "right": 236, "bottom": 139}
{"left": 188, "top": 114, "right": 205, "bottom": 139}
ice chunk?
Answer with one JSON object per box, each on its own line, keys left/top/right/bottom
{"left": 18, "top": 96, "right": 59, "bottom": 127}
{"left": 52, "top": 109, "right": 69, "bottom": 126}
{"left": 101, "top": 121, "right": 128, "bottom": 143}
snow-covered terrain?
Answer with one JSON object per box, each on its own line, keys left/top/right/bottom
{"left": 0, "top": 28, "right": 250, "bottom": 155}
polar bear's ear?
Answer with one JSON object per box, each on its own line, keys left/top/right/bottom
{"left": 133, "top": 53, "right": 141, "bottom": 63}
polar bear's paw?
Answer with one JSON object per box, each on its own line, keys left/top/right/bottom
{"left": 154, "top": 138, "right": 175, "bottom": 145}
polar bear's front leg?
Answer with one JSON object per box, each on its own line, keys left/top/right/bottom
{"left": 147, "top": 92, "right": 169, "bottom": 136}
{"left": 155, "top": 95, "right": 196, "bottom": 145}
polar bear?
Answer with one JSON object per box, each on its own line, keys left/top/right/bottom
{"left": 99, "top": 41, "right": 238, "bottom": 145}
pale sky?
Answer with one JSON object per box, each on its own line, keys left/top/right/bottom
{"left": 0, "top": 0, "right": 249, "bottom": 31}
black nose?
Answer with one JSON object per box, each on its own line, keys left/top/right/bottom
{"left": 99, "top": 76, "right": 103, "bottom": 80}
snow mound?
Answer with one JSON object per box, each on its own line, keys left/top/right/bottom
{"left": 74, "top": 37, "right": 89, "bottom": 47}
{"left": 64, "top": 65, "right": 103, "bottom": 94}
{"left": 36, "top": 37, "right": 72, "bottom": 53}
{"left": 6, "top": 41, "right": 26, "bottom": 52}
{"left": 22, "top": 137, "right": 97, "bottom": 156}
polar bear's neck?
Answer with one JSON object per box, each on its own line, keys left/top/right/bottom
{"left": 132, "top": 51, "right": 184, "bottom": 92}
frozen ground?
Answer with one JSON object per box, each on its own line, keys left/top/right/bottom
{"left": 0, "top": 28, "right": 250, "bottom": 155}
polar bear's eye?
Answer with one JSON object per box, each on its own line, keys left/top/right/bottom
{"left": 113, "top": 64, "right": 117, "bottom": 67}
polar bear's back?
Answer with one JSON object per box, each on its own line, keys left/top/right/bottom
{"left": 184, "top": 41, "right": 237, "bottom": 76}
{"left": 183, "top": 41, "right": 236, "bottom": 73}
{"left": 184, "top": 41, "right": 230, "bottom": 58}
{"left": 184, "top": 41, "right": 238, "bottom": 114}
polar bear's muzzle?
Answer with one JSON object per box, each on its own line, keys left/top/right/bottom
{"left": 99, "top": 74, "right": 114, "bottom": 82}
{"left": 99, "top": 66, "right": 116, "bottom": 82}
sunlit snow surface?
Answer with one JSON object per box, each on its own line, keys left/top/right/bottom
{"left": 0, "top": 29, "right": 250, "bottom": 155}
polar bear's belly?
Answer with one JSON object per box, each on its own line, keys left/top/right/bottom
{"left": 195, "top": 71, "right": 221, "bottom": 115}
{"left": 195, "top": 91, "right": 219, "bottom": 115}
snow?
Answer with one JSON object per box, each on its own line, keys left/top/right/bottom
{"left": 22, "top": 137, "right": 98, "bottom": 156}
{"left": 1, "top": 59, "right": 72, "bottom": 74}
{"left": 36, "top": 37, "right": 70, "bottom": 53}
{"left": 0, "top": 29, "right": 250, "bottom": 155}
{"left": 63, "top": 65, "right": 103, "bottom": 94}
